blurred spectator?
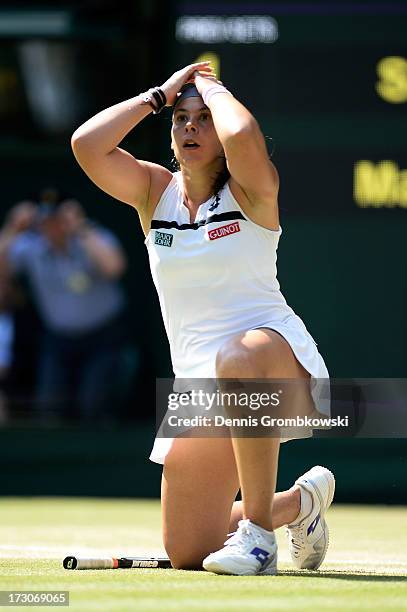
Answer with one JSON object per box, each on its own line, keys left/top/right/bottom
{"left": 0, "top": 270, "right": 18, "bottom": 424}
{"left": 0, "top": 189, "right": 130, "bottom": 423}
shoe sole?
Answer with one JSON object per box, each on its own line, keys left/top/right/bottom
{"left": 203, "top": 560, "right": 241, "bottom": 575}
{"left": 296, "top": 465, "right": 335, "bottom": 570}
{"left": 203, "top": 561, "right": 277, "bottom": 576}
{"left": 203, "top": 555, "right": 278, "bottom": 576}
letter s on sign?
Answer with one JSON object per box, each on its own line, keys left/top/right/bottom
{"left": 376, "top": 56, "right": 407, "bottom": 104}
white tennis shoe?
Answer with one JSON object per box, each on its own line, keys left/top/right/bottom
{"left": 203, "top": 519, "right": 277, "bottom": 576}
{"left": 286, "top": 465, "right": 335, "bottom": 570}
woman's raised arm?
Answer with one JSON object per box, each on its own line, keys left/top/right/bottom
{"left": 71, "top": 62, "right": 214, "bottom": 210}
{"left": 194, "top": 73, "right": 279, "bottom": 230}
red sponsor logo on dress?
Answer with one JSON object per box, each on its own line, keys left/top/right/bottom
{"left": 208, "top": 221, "right": 240, "bottom": 241}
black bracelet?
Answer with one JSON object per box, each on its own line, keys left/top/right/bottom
{"left": 139, "top": 87, "right": 167, "bottom": 114}
{"left": 140, "top": 92, "right": 157, "bottom": 113}
{"left": 150, "top": 87, "right": 167, "bottom": 114}
{"left": 154, "top": 87, "right": 167, "bottom": 107}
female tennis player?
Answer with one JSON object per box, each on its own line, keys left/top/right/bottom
{"left": 72, "top": 61, "right": 335, "bottom": 576}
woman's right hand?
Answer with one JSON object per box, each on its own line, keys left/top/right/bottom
{"left": 160, "top": 62, "right": 214, "bottom": 107}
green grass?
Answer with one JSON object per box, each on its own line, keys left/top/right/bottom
{"left": 0, "top": 499, "right": 406, "bottom": 611}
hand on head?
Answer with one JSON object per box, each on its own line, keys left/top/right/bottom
{"left": 161, "top": 62, "right": 217, "bottom": 106}
{"left": 193, "top": 70, "right": 224, "bottom": 97}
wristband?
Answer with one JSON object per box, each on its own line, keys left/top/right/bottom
{"left": 150, "top": 87, "right": 167, "bottom": 112}
{"left": 202, "top": 85, "right": 232, "bottom": 107}
{"left": 139, "top": 87, "right": 167, "bottom": 114}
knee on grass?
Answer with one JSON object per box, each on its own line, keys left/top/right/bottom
{"left": 166, "top": 547, "right": 206, "bottom": 570}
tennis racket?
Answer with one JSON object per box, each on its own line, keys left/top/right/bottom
{"left": 63, "top": 556, "right": 172, "bottom": 570}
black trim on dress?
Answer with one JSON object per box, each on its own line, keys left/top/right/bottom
{"left": 151, "top": 211, "right": 245, "bottom": 231}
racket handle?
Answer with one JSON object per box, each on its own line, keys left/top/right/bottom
{"left": 63, "top": 557, "right": 116, "bottom": 569}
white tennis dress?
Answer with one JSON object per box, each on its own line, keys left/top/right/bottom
{"left": 145, "top": 172, "right": 329, "bottom": 464}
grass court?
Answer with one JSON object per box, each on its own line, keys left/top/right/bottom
{"left": 1, "top": 498, "right": 406, "bottom": 611}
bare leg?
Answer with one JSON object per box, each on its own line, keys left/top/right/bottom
{"left": 163, "top": 327, "right": 313, "bottom": 569}
{"left": 162, "top": 432, "right": 239, "bottom": 569}
{"left": 229, "top": 436, "right": 280, "bottom": 531}
{"left": 162, "top": 429, "right": 302, "bottom": 569}
{"left": 216, "top": 328, "right": 313, "bottom": 532}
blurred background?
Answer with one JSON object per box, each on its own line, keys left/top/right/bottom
{"left": 0, "top": 0, "right": 406, "bottom": 502}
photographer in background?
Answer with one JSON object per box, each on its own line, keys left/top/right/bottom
{"left": 0, "top": 188, "right": 129, "bottom": 423}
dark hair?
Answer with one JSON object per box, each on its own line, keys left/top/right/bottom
{"left": 172, "top": 83, "right": 201, "bottom": 114}
{"left": 211, "top": 156, "right": 230, "bottom": 196}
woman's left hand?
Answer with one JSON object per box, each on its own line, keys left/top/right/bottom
{"left": 193, "top": 71, "right": 223, "bottom": 96}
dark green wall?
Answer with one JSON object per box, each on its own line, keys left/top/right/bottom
{"left": 0, "top": 427, "right": 405, "bottom": 503}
